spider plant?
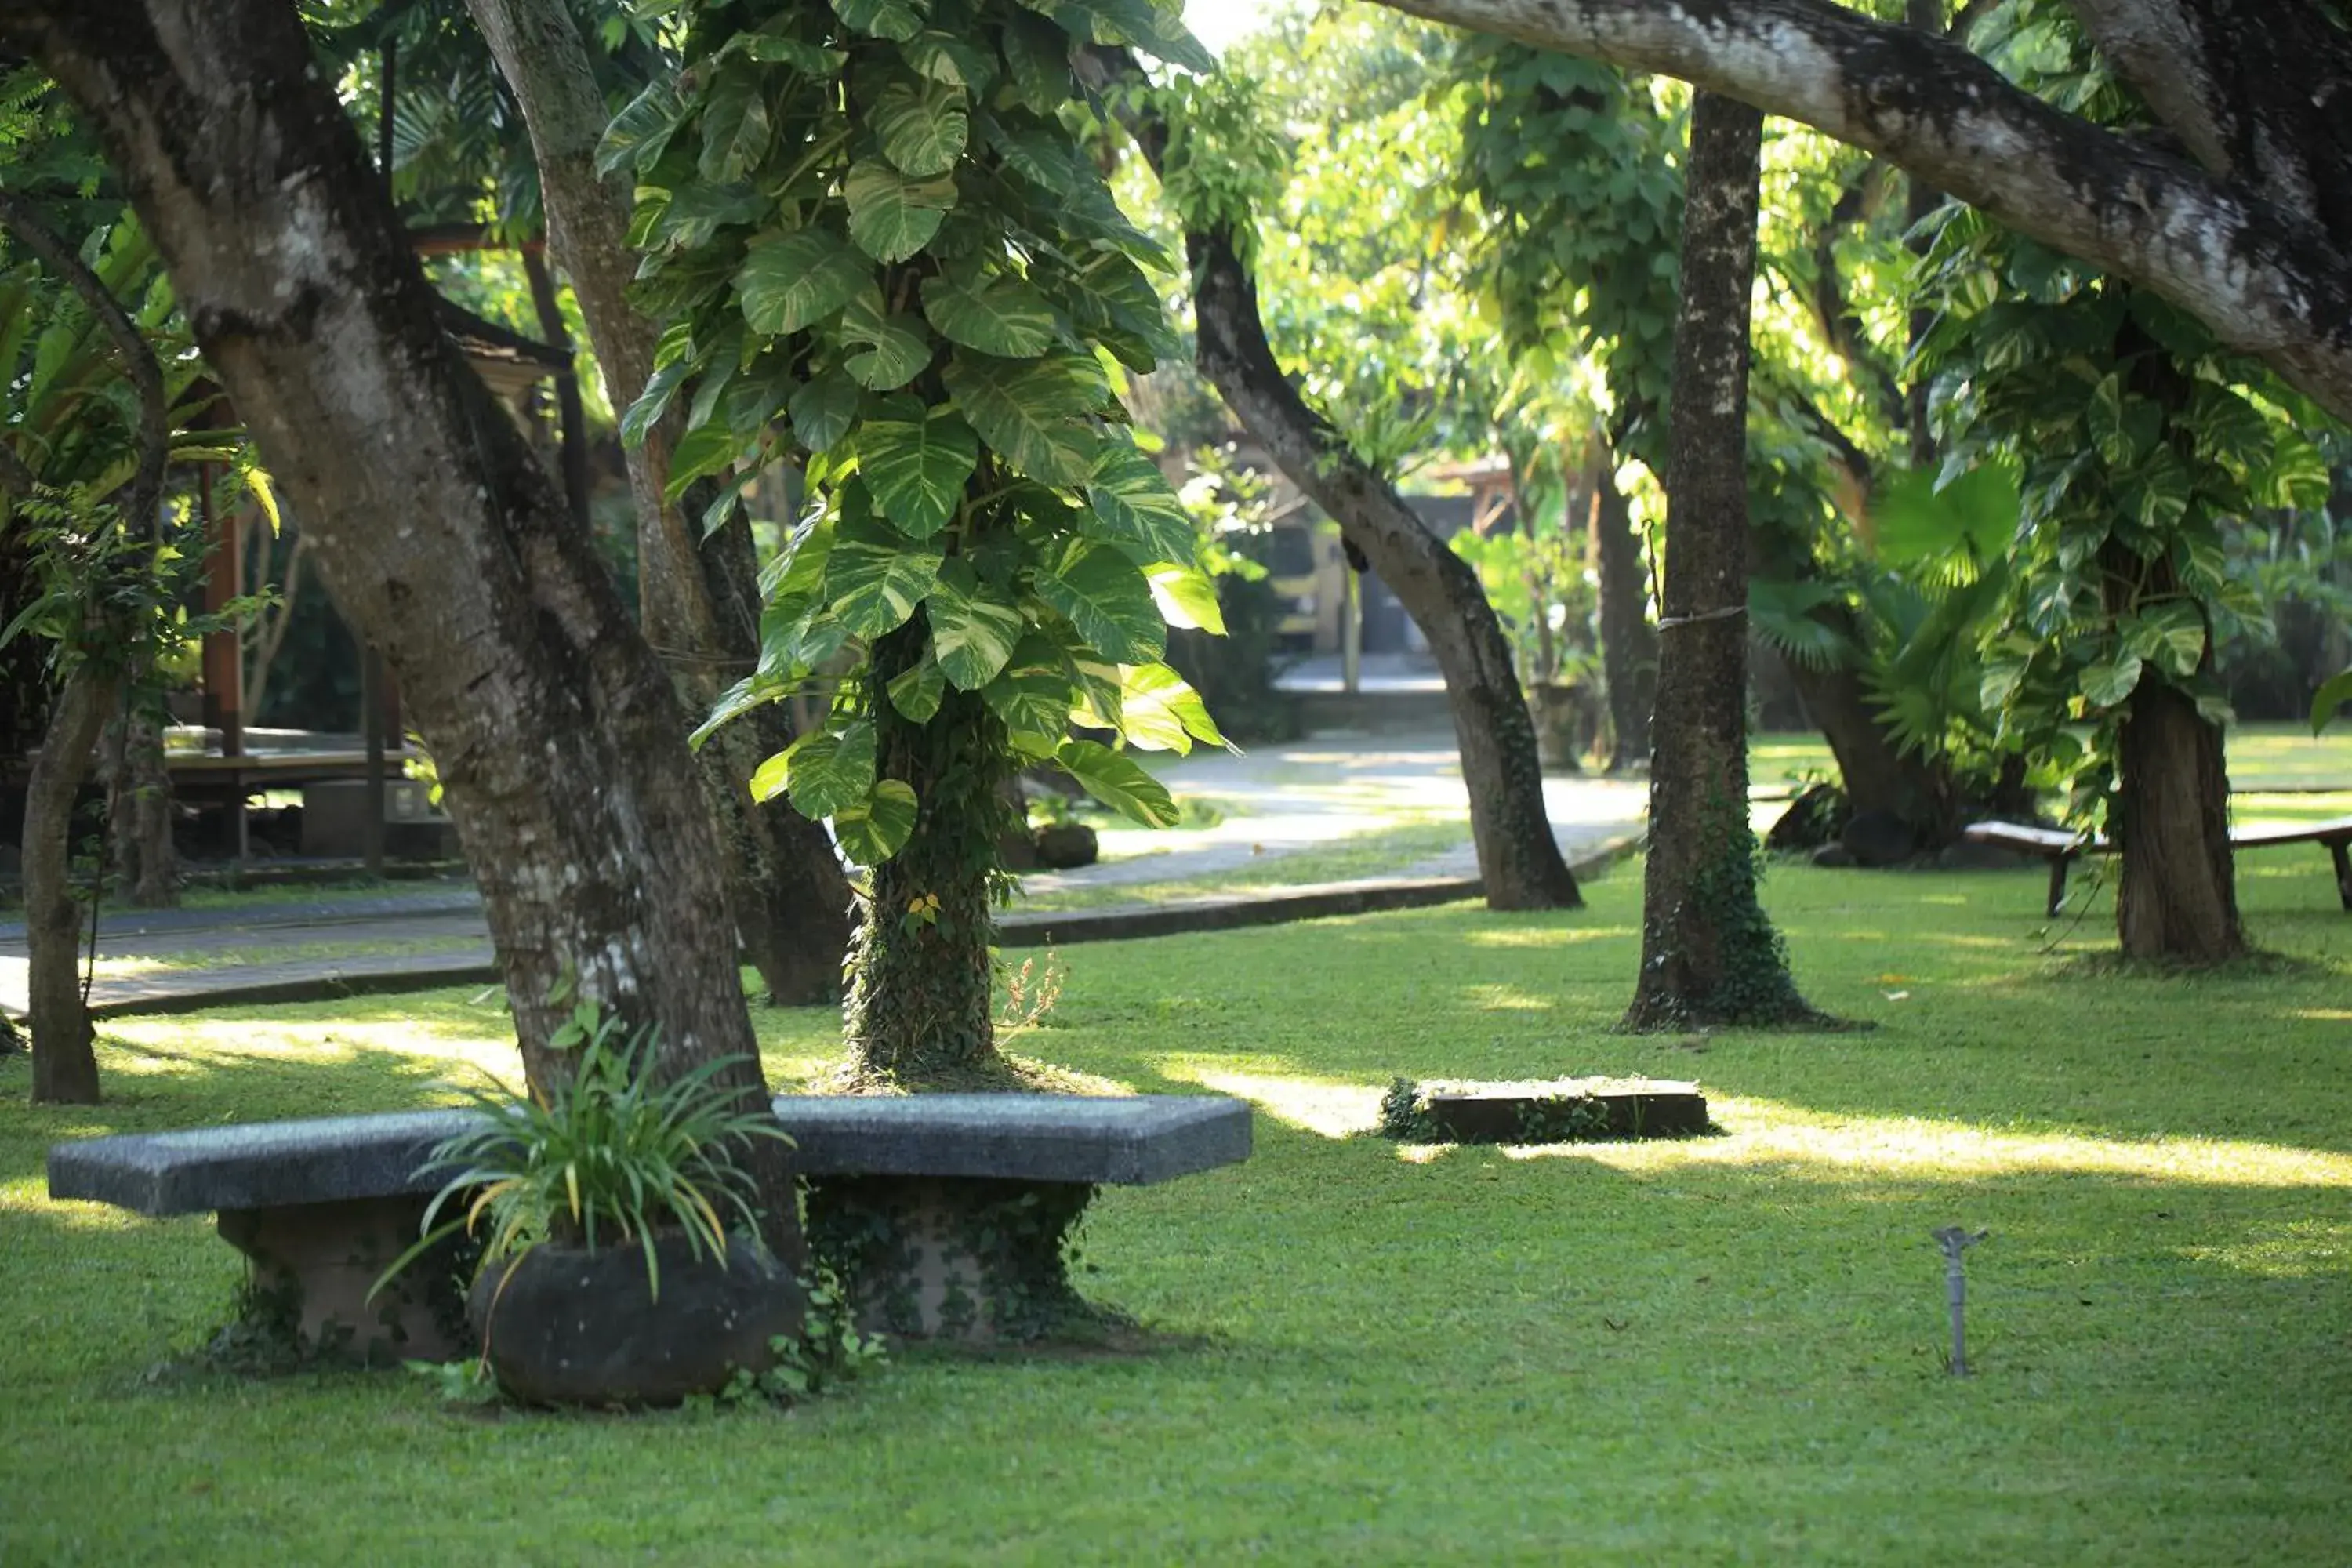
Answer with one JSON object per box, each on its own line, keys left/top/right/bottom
{"left": 376, "top": 1003, "right": 790, "bottom": 1303}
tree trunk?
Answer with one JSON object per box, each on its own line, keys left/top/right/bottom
{"left": 1587, "top": 448, "right": 1656, "bottom": 771}
{"left": 100, "top": 702, "right": 177, "bottom": 907}
{"left": 1189, "top": 233, "right": 1579, "bottom": 909}
{"left": 24, "top": 664, "right": 111, "bottom": 1104}
{"left": 7, "top": 0, "right": 795, "bottom": 1244}
{"left": 840, "top": 625, "right": 1011, "bottom": 1080}
{"left": 2112, "top": 674, "right": 2242, "bottom": 962}
{"left": 1082, "top": 47, "right": 1578, "bottom": 910}
{"left": 1623, "top": 93, "right": 1817, "bottom": 1032}
{"left": 462, "top": 0, "right": 854, "bottom": 1006}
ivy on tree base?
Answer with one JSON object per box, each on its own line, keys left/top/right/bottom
{"left": 803, "top": 1174, "right": 1110, "bottom": 1343}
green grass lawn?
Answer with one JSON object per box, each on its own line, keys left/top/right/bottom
{"left": 5, "top": 856, "right": 2352, "bottom": 1563}
{"left": 1012, "top": 817, "right": 1478, "bottom": 912}
{"left": 1754, "top": 721, "right": 2352, "bottom": 794}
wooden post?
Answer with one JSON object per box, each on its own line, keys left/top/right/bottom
{"left": 1341, "top": 568, "right": 1362, "bottom": 696}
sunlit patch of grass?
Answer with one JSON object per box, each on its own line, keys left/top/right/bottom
{"left": 1457, "top": 983, "right": 1557, "bottom": 1012}
{"left": 1167, "top": 1069, "right": 1381, "bottom": 1139}
{"left": 2180, "top": 1218, "right": 2352, "bottom": 1279}
{"left": 1504, "top": 1094, "right": 2352, "bottom": 1188}
{"left": 1461, "top": 924, "right": 1639, "bottom": 949}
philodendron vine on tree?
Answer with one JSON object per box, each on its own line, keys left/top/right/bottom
{"left": 1915, "top": 210, "right": 2328, "bottom": 960}
{"left": 608, "top": 0, "right": 1226, "bottom": 1076}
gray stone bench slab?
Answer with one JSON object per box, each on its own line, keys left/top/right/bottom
{"left": 771, "top": 1093, "right": 1250, "bottom": 1187}
{"left": 49, "top": 1094, "right": 1252, "bottom": 1358}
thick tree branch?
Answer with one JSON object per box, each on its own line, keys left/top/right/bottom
{"left": 2069, "top": 0, "right": 2352, "bottom": 251}
{"left": 1082, "top": 44, "right": 1580, "bottom": 908}
{"left": 1367, "top": 0, "right": 2352, "bottom": 423}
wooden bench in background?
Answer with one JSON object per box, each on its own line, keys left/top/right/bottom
{"left": 1962, "top": 816, "right": 2352, "bottom": 917}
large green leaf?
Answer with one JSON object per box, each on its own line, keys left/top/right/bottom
{"left": 1147, "top": 564, "right": 1224, "bottom": 634}
{"left": 1034, "top": 539, "right": 1164, "bottom": 665}
{"left": 838, "top": 292, "right": 934, "bottom": 391}
{"left": 595, "top": 79, "right": 688, "bottom": 176}
{"left": 2122, "top": 601, "right": 2206, "bottom": 680}
{"left": 1869, "top": 463, "right": 2020, "bottom": 568}
{"left": 903, "top": 31, "right": 996, "bottom": 88}
{"left": 844, "top": 158, "right": 957, "bottom": 264}
{"left": 1000, "top": 12, "right": 1076, "bottom": 112}
{"left": 857, "top": 398, "right": 978, "bottom": 539}
{"left": 982, "top": 633, "right": 1076, "bottom": 754}
{"left": 720, "top": 358, "right": 799, "bottom": 437}
{"left": 725, "top": 32, "right": 848, "bottom": 74}
{"left": 784, "top": 721, "right": 879, "bottom": 820}
{"left": 829, "top": 0, "right": 927, "bottom": 42}
{"left": 1060, "top": 639, "right": 1124, "bottom": 731}
{"left": 758, "top": 511, "right": 833, "bottom": 602}
{"left": 2311, "top": 668, "right": 2352, "bottom": 736}
{"left": 834, "top": 779, "right": 918, "bottom": 865}
{"left": 924, "top": 558, "right": 1025, "bottom": 690}
{"left": 825, "top": 488, "right": 944, "bottom": 636}
{"left": 738, "top": 227, "right": 870, "bottom": 336}
{"left": 647, "top": 182, "right": 768, "bottom": 250}
{"left": 1086, "top": 441, "right": 1194, "bottom": 564}
{"left": 789, "top": 370, "right": 862, "bottom": 454}
{"left": 1058, "top": 0, "right": 1215, "bottom": 72}
{"left": 984, "top": 119, "right": 1077, "bottom": 191}
{"left": 699, "top": 69, "right": 773, "bottom": 183}
{"left": 920, "top": 272, "right": 1056, "bottom": 358}
{"left": 691, "top": 673, "right": 791, "bottom": 750}
{"left": 942, "top": 351, "right": 1099, "bottom": 486}
{"left": 887, "top": 652, "right": 947, "bottom": 721}
{"left": 1116, "top": 662, "right": 1224, "bottom": 753}
{"left": 662, "top": 421, "right": 738, "bottom": 504}
{"left": 621, "top": 358, "right": 689, "bottom": 449}
{"left": 875, "top": 75, "right": 967, "bottom": 177}
{"left": 1057, "top": 738, "right": 1178, "bottom": 828}
{"left": 2078, "top": 653, "right": 2144, "bottom": 710}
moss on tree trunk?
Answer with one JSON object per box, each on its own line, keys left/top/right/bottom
{"left": 1622, "top": 92, "right": 1823, "bottom": 1033}
{"left": 842, "top": 627, "right": 1016, "bottom": 1080}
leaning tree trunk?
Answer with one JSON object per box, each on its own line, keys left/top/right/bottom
{"left": 1623, "top": 93, "right": 1817, "bottom": 1033}
{"left": 1189, "top": 230, "right": 1579, "bottom": 909}
{"left": 1588, "top": 447, "right": 1657, "bottom": 771}
{"left": 23, "top": 664, "right": 112, "bottom": 1104}
{"left": 1083, "top": 47, "right": 1578, "bottom": 910}
{"left": 463, "top": 0, "right": 853, "bottom": 1005}
{"left": 7, "top": 0, "right": 800, "bottom": 1247}
{"left": 839, "top": 624, "right": 1015, "bottom": 1080}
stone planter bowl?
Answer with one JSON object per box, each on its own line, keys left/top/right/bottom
{"left": 469, "top": 1232, "right": 804, "bottom": 1407}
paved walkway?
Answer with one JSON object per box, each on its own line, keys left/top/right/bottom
{"left": 0, "top": 725, "right": 1647, "bottom": 1018}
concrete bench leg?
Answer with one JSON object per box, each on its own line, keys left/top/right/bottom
{"left": 2331, "top": 840, "right": 2351, "bottom": 912}
{"left": 216, "top": 1196, "right": 470, "bottom": 1365}
{"left": 802, "top": 1175, "right": 1099, "bottom": 1342}
{"left": 2046, "top": 852, "right": 2074, "bottom": 919}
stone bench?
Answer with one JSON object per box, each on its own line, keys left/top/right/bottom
{"left": 48, "top": 1093, "right": 1251, "bottom": 1362}
{"left": 1963, "top": 815, "right": 2352, "bottom": 917}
